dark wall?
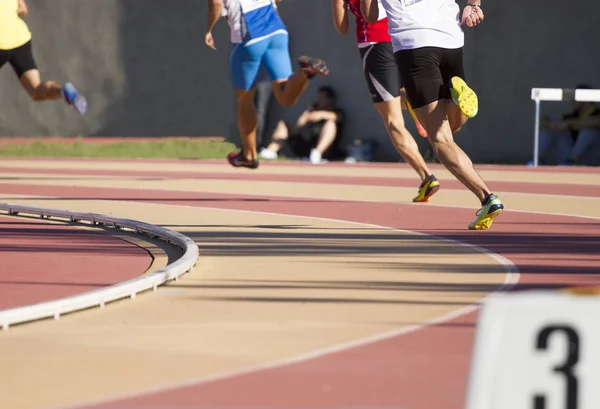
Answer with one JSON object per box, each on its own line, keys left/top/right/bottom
{"left": 1, "top": 0, "right": 598, "bottom": 163}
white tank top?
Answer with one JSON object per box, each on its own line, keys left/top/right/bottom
{"left": 379, "top": 0, "right": 464, "bottom": 52}
{"left": 221, "top": 0, "right": 286, "bottom": 44}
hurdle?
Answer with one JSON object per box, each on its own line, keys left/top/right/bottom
{"left": 530, "top": 87, "right": 600, "bottom": 167}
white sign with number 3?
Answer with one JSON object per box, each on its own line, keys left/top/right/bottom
{"left": 465, "top": 291, "right": 600, "bottom": 409}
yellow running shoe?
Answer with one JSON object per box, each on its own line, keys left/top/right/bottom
{"left": 413, "top": 175, "right": 440, "bottom": 203}
{"left": 468, "top": 194, "right": 504, "bottom": 230}
{"left": 450, "top": 76, "right": 478, "bottom": 118}
{"left": 405, "top": 98, "right": 428, "bottom": 138}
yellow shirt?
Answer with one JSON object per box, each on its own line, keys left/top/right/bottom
{"left": 0, "top": 0, "right": 32, "bottom": 50}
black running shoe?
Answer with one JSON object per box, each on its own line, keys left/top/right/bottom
{"left": 227, "top": 151, "right": 259, "bottom": 169}
{"left": 298, "top": 56, "right": 329, "bottom": 79}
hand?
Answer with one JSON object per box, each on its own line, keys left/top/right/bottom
{"left": 17, "top": 0, "right": 28, "bottom": 16}
{"left": 205, "top": 32, "right": 216, "bottom": 50}
{"left": 461, "top": 4, "right": 484, "bottom": 28}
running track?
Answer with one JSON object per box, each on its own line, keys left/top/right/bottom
{"left": 0, "top": 158, "right": 599, "bottom": 409}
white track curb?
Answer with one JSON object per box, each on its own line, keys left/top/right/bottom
{"left": 0, "top": 203, "right": 199, "bottom": 331}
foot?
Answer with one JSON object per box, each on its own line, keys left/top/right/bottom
{"left": 62, "top": 82, "right": 87, "bottom": 115}
{"left": 227, "top": 151, "right": 259, "bottom": 169}
{"left": 412, "top": 174, "right": 440, "bottom": 203}
{"left": 405, "top": 98, "right": 428, "bottom": 138}
{"left": 259, "top": 148, "right": 278, "bottom": 160}
{"left": 449, "top": 77, "right": 478, "bottom": 118}
{"left": 468, "top": 194, "right": 504, "bottom": 230}
{"left": 309, "top": 148, "right": 324, "bottom": 164}
{"left": 298, "top": 56, "right": 329, "bottom": 78}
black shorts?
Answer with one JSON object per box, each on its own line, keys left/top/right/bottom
{"left": 394, "top": 46, "right": 465, "bottom": 109}
{"left": 359, "top": 42, "right": 403, "bottom": 104}
{"left": 0, "top": 40, "right": 37, "bottom": 78}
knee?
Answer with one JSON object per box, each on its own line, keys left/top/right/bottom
{"left": 449, "top": 115, "right": 467, "bottom": 133}
{"left": 451, "top": 122, "right": 464, "bottom": 133}
{"left": 321, "top": 119, "right": 337, "bottom": 134}
{"left": 273, "top": 120, "right": 289, "bottom": 139}
{"left": 237, "top": 94, "right": 255, "bottom": 111}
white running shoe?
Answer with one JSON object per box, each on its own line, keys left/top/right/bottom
{"left": 309, "top": 148, "right": 322, "bottom": 164}
{"left": 259, "top": 148, "right": 278, "bottom": 160}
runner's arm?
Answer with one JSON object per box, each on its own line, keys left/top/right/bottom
{"left": 206, "top": 0, "right": 223, "bottom": 34}
{"left": 17, "top": 0, "right": 28, "bottom": 16}
{"left": 360, "top": 0, "right": 379, "bottom": 24}
{"left": 331, "top": 0, "right": 350, "bottom": 34}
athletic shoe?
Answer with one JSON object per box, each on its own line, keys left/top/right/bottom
{"left": 468, "top": 194, "right": 504, "bottom": 230}
{"left": 309, "top": 148, "right": 323, "bottom": 164}
{"left": 227, "top": 151, "right": 259, "bottom": 169}
{"left": 259, "top": 148, "right": 278, "bottom": 160}
{"left": 449, "top": 76, "right": 478, "bottom": 118}
{"left": 62, "top": 82, "right": 87, "bottom": 115}
{"left": 412, "top": 174, "right": 440, "bottom": 203}
{"left": 298, "top": 56, "right": 329, "bottom": 78}
{"left": 405, "top": 99, "right": 428, "bottom": 138}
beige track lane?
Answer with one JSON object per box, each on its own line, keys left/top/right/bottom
{"left": 0, "top": 159, "right": 599, "bottom": 184}
{"left": 1, "top": 174, "right": 599, "bottom": 218}
{"left": 0, "top": 195, "right": 509, "bottom": 409}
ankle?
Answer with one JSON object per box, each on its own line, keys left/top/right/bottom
{"left": 242, "top": 150, "right": 257, "bottom": 162}
{"left": 481, "top": 192, "right": 494, "bottom": 205}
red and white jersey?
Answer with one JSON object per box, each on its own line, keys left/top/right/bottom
{"left": 344, "top": 0, "right": 391, "bottom": 48}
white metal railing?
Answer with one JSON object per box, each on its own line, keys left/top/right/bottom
{"left": 0, "top": 203, "right": 199, "bottom": 331}
{"left": 530, "top": 87, "right": 600, "bottom": 167}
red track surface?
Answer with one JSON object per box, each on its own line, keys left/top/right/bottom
{"left": 1, "top": 175, "right": 599, "bottom": 409}
{"left": 0, "top": 166, "right": 598, "bottom": 197}
{"left": 0, "top": 216, "right": 151, "bottom": 310}
{"left": 1, "top": 157, "right": 600, "bottom": 173}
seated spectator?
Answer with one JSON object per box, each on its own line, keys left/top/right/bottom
{"left": 532, "top": 84, "right": 600, "bottom": 166}
{"left": 259, "top": 85, "right": 344, "bottom": 164}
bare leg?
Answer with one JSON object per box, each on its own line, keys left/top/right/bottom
{"left": 235, "top": 88, "right": 259, "bottom": 161}
{"left": 415, "top": 98, "right": 491, "bottom": 202}
{"left": 19, "top": 69, "right": 62, "bottom": 101}
{"left": 265, "top": 120, "right": 289, "bottom": 153}
{"left": 270, "top": 56, "right": 329, "bottom": 108}
{"left": 270, "top": 72, "right": 310, "bottom": 108}
{"left": 313, "top": 119, "right": 337, "bottom": 154}
{"left": 446, "top": 104, "right": 469, "bottom": 133}
{"left": 375, "top": 97, "right": 431, "bottom": 182}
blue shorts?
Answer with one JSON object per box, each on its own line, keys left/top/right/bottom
{"left": 230, "top": 32, "right": 293, "bottom": 91}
